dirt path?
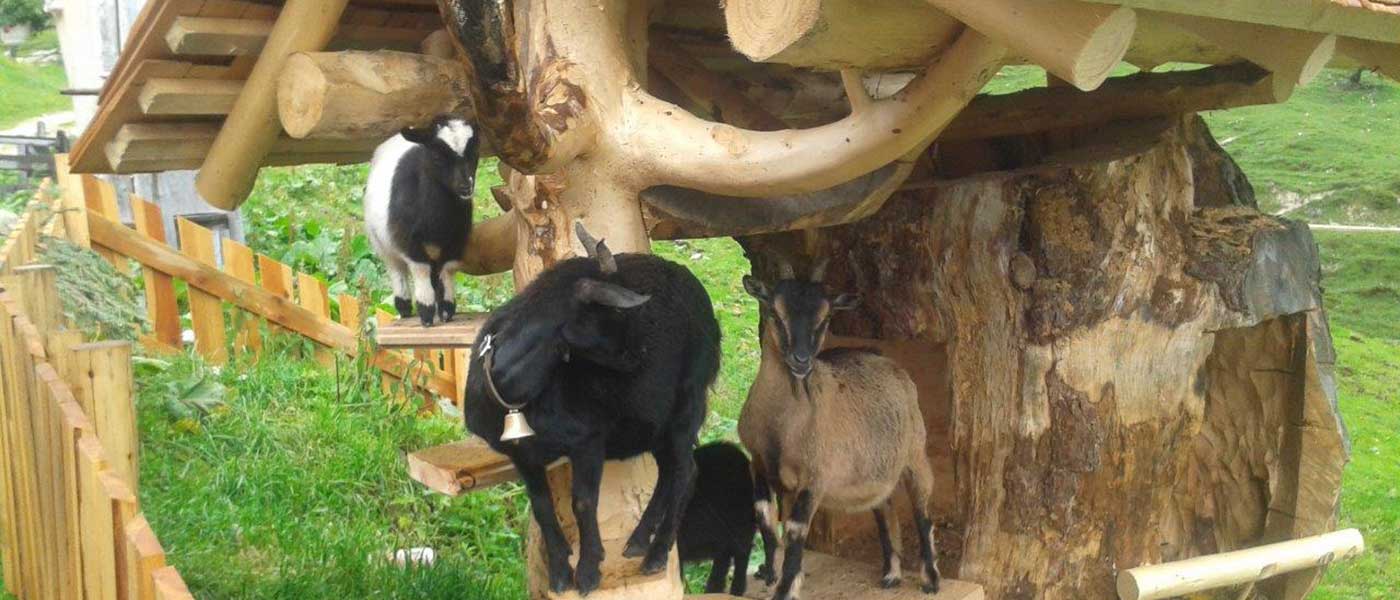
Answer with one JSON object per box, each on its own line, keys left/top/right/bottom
{"left": 1310, "top": 224, "right": 1400, "bottom": 233}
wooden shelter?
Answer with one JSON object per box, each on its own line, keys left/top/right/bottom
{"left": 70, "top": 1, "right": 1400, "bottom": 599}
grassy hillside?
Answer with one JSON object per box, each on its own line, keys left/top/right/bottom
{"left": 0, "top": 44, "right": 66, "bottom": 130}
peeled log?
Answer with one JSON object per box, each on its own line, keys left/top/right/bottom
{"left": 278, "top": 50, "right": 472, "bottom": 140}
{"left": 1155, "top": 11, "right": 1336, "bottom": 100}
{"left": 925, "top": 0, "right": 1137, "bottom": 90}
{"left": 741, "top": 117, "right": 1346, "bottom": 599}
{"left": 723, "top": 0, "right": 963, "bottom": 70}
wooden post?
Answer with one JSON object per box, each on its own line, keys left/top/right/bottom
{"left": 5, "top": 265, "right": 62, "bottom": 334}
{"left": 221, "top": 238, "right": 262, "bottom": 356}
{"left": 152, "top": 565, "right": 196, "bottom": 600}
{"left": 296, "top": 272, "right": 333, "bottom": 365}
{"left": 0, "top": 294, "right": 36, "bottom": 597}
{"left": 77, "top": 436, "right": 129, "bottom": 600}
{"left": 194, "top": 0, "right": 350, "bottom": 209}
{"left": 176, "top": 218, "right": 228, "bottom": 364}
{"left": 130, "top": 198, "right": 183, "bottom": 349}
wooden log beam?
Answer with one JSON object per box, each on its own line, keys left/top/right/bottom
{"left": 722, "top": 0, "right": 963, "bottom": 71}
{"left": 86, "top": 213, "right": 458, "bottom": 397}
{"left": 194, "top": 0, "right": 350, "bottom": 210}
{"left": 938, "top": 63, "right": 1282, "bottom": 142}
{"left": 1095, "top": 0, "right": 1400, "bottom": 45}
{"left": 1337, "top": 36, "right": 1400, "bottom": 81}
{"left": 1117, "top": 529, "right": 1365, "bottom": 600}
{"left": 105, "top": 124, "right": 377, "bottom": 172}
{"left": 924, "top": 0, "right": 1137, "bottom": 91}
{"left": 277, "top": 51, "right": 473, "bottom": 140}
{"left": 137, "top": 78, "right": 242, "bottom": 116}
{"left": 1155, "top": 11, "right": 1336, "bottom": 100}
{"left": 164, "top": 16, "right": 431, "bottom": 56}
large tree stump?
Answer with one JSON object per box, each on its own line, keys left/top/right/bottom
{"left": 741, "top": 116, "right": 1346, "bottom": 600}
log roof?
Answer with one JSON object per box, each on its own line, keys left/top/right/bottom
{"left": 70, "top": 0, "right": 1400, "bottom": 181}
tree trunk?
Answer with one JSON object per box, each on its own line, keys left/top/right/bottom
{"left": 740, "top": 116, "right": 1346, "bottom": 600}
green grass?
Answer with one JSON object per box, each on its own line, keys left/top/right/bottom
{"left": 1309, "top": 231, "right": 1400, "bottom": 597}
{"left": 134, "top": 335, "right": 529, "bottom": 599}
{"left": 1201, "top": 69, "right": 1400, "bottom": 222}
{"left": 0, "top": 51, "right": 66, "bottom": 130}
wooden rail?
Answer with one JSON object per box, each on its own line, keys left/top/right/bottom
{"left": 47, "top": 154, "right": 468, "bottom": 404}
{"left": 0, "top": 190, "right": 195, "bottom": 600}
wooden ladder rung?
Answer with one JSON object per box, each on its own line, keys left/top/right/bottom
{"left": 375, "top": 314, "right": 488, "bottom": 349}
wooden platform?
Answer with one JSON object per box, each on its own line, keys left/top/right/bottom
{"left": 407, "top": 437, "right": 519, "bottom": 495}
{"left": 374, "top": 313, "right": 487, "bottom": 349}
{"left": 685, "top": 551, "right": 983, "bottom": 600}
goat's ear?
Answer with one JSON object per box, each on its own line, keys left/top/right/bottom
{"left": 400, "top": 126, "right": 435, "bottom": 145}
{"left": 576, "top": 279, "right": 650, "bottom": 309}
{"left": 742, "top": 276, "right": 771, "bottom": 303}
{"left": 831, "top": 293, "right": 861, "bottom": 311}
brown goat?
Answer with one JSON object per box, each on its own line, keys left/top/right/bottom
{"left": 739, "top": 261, "right": 939, "bottom": 600}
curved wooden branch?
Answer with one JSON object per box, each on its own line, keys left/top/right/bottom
{"left": 619, "top": 28, "right": 1005, "bottom": 197}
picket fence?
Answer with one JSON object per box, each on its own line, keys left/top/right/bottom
{"left": 2, "top": 156, "right": 475, "bottom": 599}
{"left": 0, "top": 181, "right": 194, "bottom": 599}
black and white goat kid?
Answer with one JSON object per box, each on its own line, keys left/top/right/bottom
{"left": 465, "top": 223, "right": 721, "bottom": 596}
{"left": 364, "top": 115, "right": 480, "bottom": 326}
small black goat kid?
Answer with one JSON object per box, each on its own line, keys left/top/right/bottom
{"left": 364, "top": 115, "right": 481, "bottom": 327}
{"left": 464, "top": 223, "right": 721, "bottom": 595}
{"left": 678, "top": 442, "right": 765, "bottom": 596}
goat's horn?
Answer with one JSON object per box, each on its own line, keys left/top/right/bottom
{"left": 574, "top": 221, "right": 601, "bottom": 257}
{"left": 777, "top": 258, "right": 796, "bottom": 280}
{"left": 811, "top": 258, "right": 830, "bottom": 283}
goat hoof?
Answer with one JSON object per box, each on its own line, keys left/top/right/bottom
{"left": 922, "top": 581, "right": 941, "bottom": 594}
{"left": 393, "top": 297, "right": 413, "bottom": 319}
{"left": 621, "top": 537, "right": 649, "bottom": 559}
{"left": 881, "top": 576, "right": 901, "bottom": 589}
{"left": 438, "top": 301, "right": 456, "bottom": 322}
{"left": 575, "top": 563, "right": 601, "bottom": 595}
{"left": 756, "top": 564, "right": 776, "bottom": 584}
{"left": 639, "top": 550, "right": 669, "bottom": 575}
{"left": 417, "top": 303, "right": 435, "bottom": 327}
{"left": 548, "top": 565, "right": 576, "bottom": 594}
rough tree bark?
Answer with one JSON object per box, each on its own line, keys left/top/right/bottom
{"left": 741, "top": 116, "right": 1346, "bottom": 600}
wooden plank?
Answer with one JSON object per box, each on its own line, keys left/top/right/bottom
{"left": 50, "top": 154, "right": 91, "bottom": 248}
{"left": 375, "top": 314, "right": 488, "bottom": 349}
{"left": 336, "top": 294, "right": 362, "bottom": 330}
{"left": 195, "top": 0, "right": 352, "bottom": 209}
{"left": 130, "top": 197, "right": 183, "bottom": 348}
{"left": 104, "top": 123, "right": 377, "bottom": 169}
{"left": 138, "top": 78, "right": 243, "bottom": 115}
{"left": 221, "top": 238, "right": 262, "bottom": 355}
{"left": 151, "top": 566, "right": 196, "bottom": 600}
{"left": 6, "top": 264, "right": 61, "bottom": 335}
{"left": 0, "top": 294, "right": 36, "bottom": 597}
{"left": 70, "top": 341, "right": 140, "bottom": 492}
{"left": 1097, "top": 0, "right": 1400, "bottom": 44}
{"left": 176, "top": 218, "right": 228, "bottom": 365}
{"left": 89, "top": 214, "right": 456, "bottom": 397}
{"left": 164, "top": 16, "right": 431, "bottom": 55}
{"left": 296, "top": 272, "right": 330, "bottom": 318}
{"left": 80, "top": 176, "right": 125, "bottom": 269}
{"left": 407, "top": 438, "right": 519, "bottom": 496}
{"left": 257, "top": 254, "right": 294, "bottom": 299}
{"left": 77, "top": 436, "right": 120, "bottom": 600}
{"left": 50, "top": 379, "right": 94, "bottom": 600}
{"left": 123, "top": 515, "right": 168, "bottom": 600}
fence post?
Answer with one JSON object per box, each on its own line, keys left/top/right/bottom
{"left": 256, "top": 254, "right": 294, "bottom": 340}
{"left": 8, "top": 264, "right": 62, "bottom": 335}
{"left": 80, "top": 176, "right": 125, "bottom": 270}
{"left": 176, "top": 218, "right": 228, "bottom": 365}
{"left": 0, "top": 294, "right": 32, "bottom": 597}
{"left": 130, "top": 198, "right": 182, "bottom": 350}
{"left": 296, "top": 272, "right": 333, "bottom": 365}
{"left": 123, "top": 514, "right": 168, "bottom": 600}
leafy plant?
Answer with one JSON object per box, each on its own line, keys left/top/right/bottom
{"left": 39, "top": 236, "right": 145, "bottom": 341}
{"left": 0, "top": 0, "right": 47, "bottom": 29}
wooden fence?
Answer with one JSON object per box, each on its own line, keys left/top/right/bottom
{"left": 0, "top": 187, "right": 194, "bottom": 599}
{"left": 47, "top": 154, "right": 469, "bottom": 407}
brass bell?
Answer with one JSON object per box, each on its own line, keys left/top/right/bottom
{"left": 501, "top": 409, "right": 536, "bottom": 441}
